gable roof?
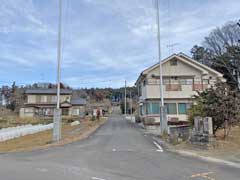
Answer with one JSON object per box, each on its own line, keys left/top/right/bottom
{"left": 177, "top": 53, "right": 223, "bottom": 77}
{"left": 25, "top": 89, "right": 72, "bottom": 95}
{"left": 136, "top": 53, "right": 224, "bottom": 84}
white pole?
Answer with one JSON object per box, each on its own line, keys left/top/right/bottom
{"left": 57, "top": 0, "right": 62, "bottom": 110}
{"left": 53, "top": 0, "right": 62, "bottom": 141}
{"left": 124, "top": 80, "right": 127, "bottom": 116}
{"left": 156, "top": 0, "right": 165, "bottom": 134}
{"left": 130, "top": 90, "right": 132, "bottom": 121}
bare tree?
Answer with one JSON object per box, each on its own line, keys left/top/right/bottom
{"left": 204, "top": 21, "right": 240, "bottom": 56}
{"left": 191, "top": 21, "right": 240, "bottom": 90}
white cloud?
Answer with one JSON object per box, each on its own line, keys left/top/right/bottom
{"left": 0, "top": 0, "right": 52, "bottom": 34}
{"left": 1, "top": 0, "right": 240, "bottom": 88}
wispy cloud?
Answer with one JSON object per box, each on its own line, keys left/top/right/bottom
{"left": 0, "top": 0, "right": 240, "bottom": 88}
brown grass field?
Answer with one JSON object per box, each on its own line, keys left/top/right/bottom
{"left": 0, "top": 117, "right": 106, "bottom": 153}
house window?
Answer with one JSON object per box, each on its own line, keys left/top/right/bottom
{"left": 62, "top": 108, "right": 69, "bottom": 116}
{"left": 140, "top": 106, "right": 143, "bottom": 115}
{"left": 141, "top": 104, "right": 146, "bottom": 115}
{"left": 143, "top": 80, "right": 146, "bottom": 86}
{"left": 180, "top": 78, "right": 193, "bottom": 85}
{"left": 72, "top": 109, "right": 79, "bottom": 116}
{"left": 52, "top": 96, "right": 57, "bottom": 103}
{"left": 165, "top": 103, "right": 177, "bottom": 114}
{"left": 40, "top": 95, "right": 47, "bottom": 103}
{"left": 163, "top": 78, "right": 170, "bottom": 85}
{"left": 65, "top": 96, "right": 70, "bottom": 102}
{"left": 202, "top": 79, "right": 209, "bottom": 84}
{"left": 146, "top": 102, "right": 160, "bottom": 115}
{"left": 178, "top": 103, "right": 187, "bottom": 114}
{"left": 152, "top": 102, "right": 160, "bottom": 114}
{"left": 138, "top": 84, "right": 142, "bottom": 96}
{"left": 170, "top": 59, "right": 177, "bottom": 66}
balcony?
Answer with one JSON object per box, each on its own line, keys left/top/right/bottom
{"left": 165, "top": 84, "right": 182, "bottom": 91}
{"left": 193, "top": 84, "right": 209, "bottom": 91}
{"left": 139, "top": 78, "right": 212, "bottom": 100}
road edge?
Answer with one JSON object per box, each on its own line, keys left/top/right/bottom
{"left": 150, "top": 135, "right": 240, "bottom": 169}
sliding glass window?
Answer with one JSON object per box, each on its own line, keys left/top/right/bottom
{"left": 146, "top": 102, "right": 160, "bottom": 115}
{"left": 165, "top": 103, "right": 177, "bottom": 114}
{"left": 178, "top": 103, "right": 187, "bottom": 114}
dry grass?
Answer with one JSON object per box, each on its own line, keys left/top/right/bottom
{"left": 0, "top": 118, "right": 106, "bottom": 153}
{"left": 0, "top": 116, "right": 52, "bottom": 129}
{"left": 176, "top": 126, "right": 240, "bottom": 159}
{"left": 214, "top": 126, "right": 240, "bottom": 151}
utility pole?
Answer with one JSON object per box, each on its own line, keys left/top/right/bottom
{"left": 156, "top": 0, "right": 166, "bottom": 135}
{"left": 130, "top": 90, "right": 132, "bottom": 121}
{"left": 53, "top": 0, "right": 62, "bottom": 142}
{"left": 124, "top": 80, "right": 127, "bottom": 116}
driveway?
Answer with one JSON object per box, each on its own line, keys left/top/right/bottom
{"left": 0, "top": 112, "right": 239, "bottom": 180}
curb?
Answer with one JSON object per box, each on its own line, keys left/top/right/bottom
{"left": 150, "top": 135, "right": 240, "bottom": 169}
{"left": 169, "top": 149, "right": 240, "bottom": 169}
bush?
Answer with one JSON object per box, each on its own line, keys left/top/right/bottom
{"left": 188, "top": 82, "right": 240, "bottom": 136}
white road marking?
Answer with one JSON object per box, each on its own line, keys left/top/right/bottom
{"left": 36, "top": 168, "right": 49, "bottom": 172}
{"left": 153, "top": 141, "right": 164, "bottom": 152}
{"left": 91, "top": 177, "right": 107, "bottom": 180}
{"left": 127, "top": 149, "right": 135, "bottom": 152}
{"left": 112, "top": 148, "right": 116, "bottom": 152}
{"left": 191, "top": 172, "right": 215, "bottom": 180}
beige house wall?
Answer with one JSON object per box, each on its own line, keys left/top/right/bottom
{"left": 139, "top": 59, "right": 220, "bottom": 100}
{"left": 27, "top": 95, "right": 36, "bottom": 103}
{"left": 27, "top": 95, "right": 71, "bottom": 104}
{"left": 70, "top": 106, "right": 86, "bottom": 117}
{"left": 149, "top": 60, "right": 203, "bottom": 78}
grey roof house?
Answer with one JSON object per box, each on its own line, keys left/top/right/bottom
{"left": 20, "top": 88, "right": 87, "bottom": 118}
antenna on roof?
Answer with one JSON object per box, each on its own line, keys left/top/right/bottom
{"left": 166, "top": 43, "right": 180, "bottom": 54}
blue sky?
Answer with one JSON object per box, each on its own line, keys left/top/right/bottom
{"left": 0, "top": 0, "right": 240, "bottom": 88}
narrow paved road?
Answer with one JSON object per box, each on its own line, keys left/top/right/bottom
{"left": 0, "top": 112, "right": 239, "bottom": 180}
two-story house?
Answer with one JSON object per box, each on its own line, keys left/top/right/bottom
{"left": 20, "top": 89, "right": 86, "bottom": 117}
{"left": 136, "top": 53, "right": 225, "bottom": 125}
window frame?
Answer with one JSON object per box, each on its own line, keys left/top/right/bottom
{"left": 170, "top": 59, "right": 178, "bottom": 66}
{"left": 40, "top": 95, "right": 47, "bottom": 103}
{"left": 165, "top": 103, "right": 177, "bottom": 115}
{"left": 178, "top": 103, "right": 187, "bottom": 114}
{"left": 146, "top": 102, "right": 160, "bottom": 115}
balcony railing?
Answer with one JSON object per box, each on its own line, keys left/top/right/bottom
{"left": 192, "top": 84, "right": 209, "bottom": 91}
{"left": 146, "top": 78, "right": 210, "bottom": 91}
{"left": 165, "top": 84, "right": 209, "bottom": 91}
{"left": 165, "top": 84, "right": 182, "bottom": 91}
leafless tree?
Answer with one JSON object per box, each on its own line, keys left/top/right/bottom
{"left": 204, "top": 21, "right": 240, "bottom": 56}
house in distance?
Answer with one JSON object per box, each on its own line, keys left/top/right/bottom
{"left": 20, "top": 89, "right": 86, "bottom": 117}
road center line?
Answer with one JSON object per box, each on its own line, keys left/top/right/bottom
{"left": 153, "top": 141, "right": 164, "bottom": 152}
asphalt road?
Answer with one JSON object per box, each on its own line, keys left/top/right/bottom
{"left": 0, "top": 112, "right": 239, "bottom": 180}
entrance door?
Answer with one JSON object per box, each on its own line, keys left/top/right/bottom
{"left": 62, "top": 108, "right": 69, "bottom": 116}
